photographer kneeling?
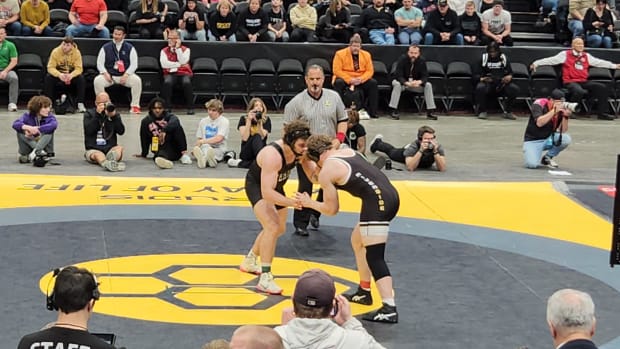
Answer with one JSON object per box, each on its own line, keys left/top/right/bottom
{"left": 523, "top": 89, "right": 573, "bottom": 169}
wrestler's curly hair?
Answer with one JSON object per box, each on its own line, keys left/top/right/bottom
{"left": 306, "top": 134, "right": 333, "bottom": 162}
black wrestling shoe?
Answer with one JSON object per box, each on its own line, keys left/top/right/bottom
{"left": 597, "top": 113, "right": 615, "bottom": 120}
{"left": 309, "top": 215, "right": 320, "bottom": 230}
{"left": 343, "top": 286, "right": 373, "bottom": 305}
{"left": 426, "top": 112, "right": 438, "bottom": 120}
{"left": 362, "top": 303, "right": 398, "bottom": 323}
{"left": 294, "top": 227, "right": 309, "bottom": 237}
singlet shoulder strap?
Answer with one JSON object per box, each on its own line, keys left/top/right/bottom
{"left": 270, "top": 142, "right": 287, "bottom": 170}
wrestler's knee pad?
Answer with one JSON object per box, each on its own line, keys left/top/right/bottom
{"left": 365, "top": 243, "right": 391, "bottom": 281}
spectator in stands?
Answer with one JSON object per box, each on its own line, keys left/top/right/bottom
{"left": 289, "top": 0, "right": 318, "bottom": 42}
{"left": 160, "top": 29, "right": 194, "bottom": 115}
{"left": 480, "top": 0, "right": 513, "bottom": 46}
{"left": 20, "top": 0, "right": 54, "bottom": 36}
{"left": 530, "top": 37, "right": 619, "bottom": 120}
{"left": 344, "top": 108, "right": 367, "bottom": 154}
{"left": 0, "top": 27, "right": 18, "bottom": 112}
{"left": 228, "top": 97, "right": 271, "bottom": 168}
{"left": 0, "top": 0, "right": 22, "bottom": 36}
{"left": 94, "top": 26, "right": 143, "bottom": 114}
{"left": 275, "top": 269, "right": 386, "bottom": 349}
{"left": 179, "top": 0, "right": 207, "bottom": 41}
{"left": 479, "top": 0, "right": 494, "bottom": 12}
{"left": 66, "top": 0, "right": 109, "bottom": 38}
{"left": 417, "top": 0, "right": 437, "bottom": 17}
{"left": 46, "top": 0, "right": 71, "bottom": 11}
{"left": 237, "top": 0, "right": 270, "bottom": 42}
{"left": 136, "top": 96, "right": 192, "bottom": 168}
{"left": 388, "top": 44, "right": 438, "bottom": 120}
{"left": 395, "top": 0, "right": 424, "bottom": 44}
{"left": 448, "top": 0, "right": 467, "bottom": 14}
{"left": 12, "top": 95, "right": 58, "bottom": 164}
{"left": 583, "top": 0, "right": 616, "bottom": 48}
{"left": 423, "top": 0, "right": 464, "bottom": 45}
{"left": 475, "top": 41, "right": 519, "bottom": 119}
{"left": 135, "top": 0, "right": 168, "bottom": 39}
{"left": 208, "top": 0, "right": 237, "bottom": 41}
{"left": 17, "top": 266, "right": 115, "bottom": 349}
{"left": 83, "top": 92, "right": 126, "bottom": 172}
{"left": 318, "top": 0, "right": 352, "bottom": 43}
{"left": 333, "top": 34, "right": 379, "bottom": 119}
{"left": 370, "top": 125, "right": 447, "bottom": 171}
{"left": 44, "top": 36, "right": 86, "bottom": 113}
{"left": 105, "top": 0, "right": 127, "bottom": 12}
{"left": 360, "top": 0, "right": 396, "bottom": 45}
{"left": 192, "top": 98, "right": 230, "bottom": 168}
{"left": 265, "top": 0, "right": 289, "bottom": 42}
{"left": 568, "top": 0, "right": 594, "bottom": 38}
{"left": 460, "top": 0, "right": 482, "bottom": 45}
{"left": 546, "top": 289, "right": 598, "bottom": 349}
{"left": 230, "top": 325, "right": 283, "bottom": 349}
{"left": 522, "top": 89, "right": 572, "bottom": 169}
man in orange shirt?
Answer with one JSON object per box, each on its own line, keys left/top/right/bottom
{"left": 332, "top": 34, "right": 379, "bottom": 119}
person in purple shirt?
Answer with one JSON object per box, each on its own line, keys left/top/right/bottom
{"left": 12, "top": 95, "right": 58, "bottom": 164}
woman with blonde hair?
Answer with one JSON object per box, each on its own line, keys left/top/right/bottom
{"left": 228, "top": 97, "right": 272, "bottom": 168}
{"left": 135, "top": 0, "right": 168, "bottom": 39}
{"left": 319, "top": 0, "right": 352, "bottom": 43}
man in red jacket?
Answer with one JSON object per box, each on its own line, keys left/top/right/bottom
{"left": 530, "top": 37, "right": 620, "bottom": 120}
{"left": 160, "top": 29, "right": 195, "bottom": 115}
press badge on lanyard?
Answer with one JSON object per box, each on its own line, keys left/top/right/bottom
{"left": 96, "top": 129, "right": 106, "bottom": 146}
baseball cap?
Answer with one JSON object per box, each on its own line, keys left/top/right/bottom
{"left": 550, "top": 89, "right": 565, "bottom": 100}
{"left": 293, "top": 269, "right": 336, "bottom": 308}
{"left": 438, "top": 0, "right": 448, "bottom": 6}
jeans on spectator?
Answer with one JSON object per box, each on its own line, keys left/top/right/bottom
{"left": 523, "top": 133, "right": 571, "bottom": 169}
{"left": 541, "top": 0, "right": 557, "bottom": 14}
{"left": 21, "top": 25, "right": 54, "bottom": 36}
{"left": 424, "top": 32, "right": 464, "bottom": 45}
{"left": 568, "top": 19, "right": 583, "bottom": 38}
{"left": 208, "top": 30, "right": 237, "bottom": 42}
{"left": 66, "top": 23, "right": 110, "bottom": 38}
{"left": 369, "top": 29, "right": 395, "bottom": 45}
{"left": 586, "top": 34, "right": 612, "bottom": 48}
{"left": 397, "top": 28, "right": 422, "bottom": 44}
{"left": 1, "top": 70, "right": 19, "bottom": 104}
{"left": 17, "top": 132, "right": 55, "bottom": 156}
{"left": 5, "top": 21, "right": 22, "bottom": 36}
{"left": 180, "top": 29, "right": 207, "bottom": 41}
{"left": 265, "top": 30, "right": 289, "bottom": 42}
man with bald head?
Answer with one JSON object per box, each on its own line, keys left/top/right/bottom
{"left": 230, "top": 325, "right": 283, "bottom": 349}
{"left": 83, "top": 92, "right": 126, "bottom": 172}
{"left": 546, "top": 288, "right": 598, "bottom": 349}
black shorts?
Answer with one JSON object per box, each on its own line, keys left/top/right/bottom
{"left": 245, "top": 173, "right": 287, "bottom": 210}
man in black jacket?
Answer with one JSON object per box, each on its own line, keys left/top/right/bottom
{"left": 475, "top": 41, "right": 519, "bottom": 119}
{"left": 388, "top": 45, "right": 437, "bottom": 120}
{"left": 546, "top": 289, "right": 599, "bottom": 349}
{"left": 423, "top": 0, "right": 464, "bottom": 45}
{"left": 83, "top": 92, "right": 126, "bottom": 172}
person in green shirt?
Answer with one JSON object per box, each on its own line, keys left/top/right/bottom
{"left": 0, "top": 27, "right": 19, "bottom": 111}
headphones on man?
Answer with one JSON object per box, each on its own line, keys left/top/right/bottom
{"left": 46, "top": 267, "right": 101, "bottom": 311}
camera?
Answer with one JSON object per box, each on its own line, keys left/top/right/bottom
{"left": 560, "top": 102, "right": 579, "bottom": 113}
{"left": 427, "top": 143, "right": 434, "bottom": 150}
{"left": 105, "top": 103, "right": 116, "bottom": 113}
{"left": 251, "top": 111, "right": 263, "bottom": 125}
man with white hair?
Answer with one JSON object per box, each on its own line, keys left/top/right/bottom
{"left": 546, "top": 288, "right": 598, "bottom": 349}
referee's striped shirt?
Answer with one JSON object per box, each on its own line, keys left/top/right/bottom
{"left": 283, "top": 89, "right": 348, "bottom": 136}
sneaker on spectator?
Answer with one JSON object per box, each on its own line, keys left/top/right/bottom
{"left": 362, "top": 303, "right": 398, "bottom": 323}
{"left": 106, "top": 150, "right": 118, "bottom": 162}
{"left": 503, "top": 112, "right": 516, "bottom": 120}
{"left": 130, "top": 106, "right": 141, "bottom": 114}
{"left": 541, "top": 155, "right": 558, "bottom": 169}
{"left": 8, "top": 103, "right": 17, "bottom": 112}
{"left": 193, "top": 146, "right": 207, "bottom": 168}
{"left": 77, "top": 103, "right": 86, "bottom": 113}
{"left": 239, "top": 255, "right": 261, "bottom": 275}
{"left": 477, "top": 112, "right": 488, "bottom": 120}
{"left": 180, "top": 153, "right": 192, "bottom": 165}
{"left": 359, "top": 109, "right": 370, "bottom": 120}
{"left": 228, "top": 158, "right": 242, "bottom": 167}
{"left": 102, "top": 159, "right": 125, "bottom": 172}
{"left": 155, "top": 156, "right": 174, "bottom": 169}
{"left": 257, "top": 272, "right": 282, "bottom": 295}
{"left": 369, "top": 134, "right": 383, "bottom": 154}
{"left": 205, "top": 148, "right": 217, "bottom": 167}
{"left": 343, "top": 286, "right": 373, "bottom": 305}
{"left": 18, "top": 155, "right": 29, "bottom": 163}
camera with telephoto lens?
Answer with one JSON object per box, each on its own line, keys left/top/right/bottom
{"left": 105, "top": 103, "right": 116, "bottom": 113}
{"left": 560, "top": 102, "right": 579, "bottom": 113}
{"left": 251, "top": 111, "right": 264, "bottom": 125}
{"left": 427, "top": 143, "right": 434, "bottom": 150}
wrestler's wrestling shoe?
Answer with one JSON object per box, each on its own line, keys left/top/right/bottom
{"left": 257, "top": 272, "right": 283, "bottom": 295}
{"left": 343, "top": 286, "right": 373, "bottom": 305}
{"left": 362, "top": 303, "right": 398, "bottom": 324}
{"left": 239, "top": 255, "right": 261, "bottom": 275}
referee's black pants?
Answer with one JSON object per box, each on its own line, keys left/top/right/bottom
{"left": 294, "top": 163, "right": 323, "bottom": 229}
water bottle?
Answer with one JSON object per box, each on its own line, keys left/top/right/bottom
{"left": 60, "top": 94, "right": 67, "bottom": 104}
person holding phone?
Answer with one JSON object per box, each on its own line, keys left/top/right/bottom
{"left": 275, "top": 269, "right": 386, "bottom": 348}
{"left": 160, "top": 29, "right": 195, "bottom": 115}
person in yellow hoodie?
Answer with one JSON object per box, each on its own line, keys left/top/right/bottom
{"left": 44, "top": 36, "right": 86, "bottom": 112}
{"left": 289, "top": 0, "right": 318, "bottom": 42}
{"left": 20, "top": 0, "right": 54, "bottom": 36}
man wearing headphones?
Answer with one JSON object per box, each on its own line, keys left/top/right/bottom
{"left": 296, "top": 135, "right": 400, "bottom": 323}
{"left": 369, "top": 125, "right": 446, "bottom": 171}
{"left": 239, "top": 120, "right": 314, "bottom": 295}
{"left": 17, "top": 266, "right": 115, "bottom": 349}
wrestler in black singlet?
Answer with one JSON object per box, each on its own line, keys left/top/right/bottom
{"left": 245, "top": 142, "right": 298, "bottom": 209}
